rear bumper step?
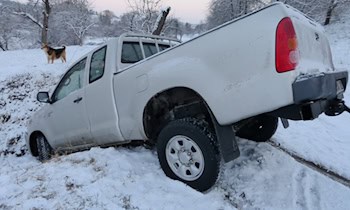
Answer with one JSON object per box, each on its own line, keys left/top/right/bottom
{"left": 270, "top": 70, "right": 349, "bottom": 120}
{"left": 293, "top": 71, "right": 348, "bottom": 103}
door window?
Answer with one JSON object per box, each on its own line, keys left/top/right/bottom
{"left": 52, "top": 58, "right": 87, "bottom": 102}
{"left": 90, "top": 46, "right": 107, "bottom": 83}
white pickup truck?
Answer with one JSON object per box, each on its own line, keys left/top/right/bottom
{"left": 27, "top": 2, "right": 348, "bottom": 191}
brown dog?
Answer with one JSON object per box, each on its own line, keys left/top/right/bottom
{"left": 41, "top": 44, "right": 66, "bottom": 64}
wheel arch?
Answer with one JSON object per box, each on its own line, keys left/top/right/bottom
{"left": 142, "top": 87, "right": 214, "bottom": 141}
{"left": 142, "top": 86, "right": 240, "bottom": 163}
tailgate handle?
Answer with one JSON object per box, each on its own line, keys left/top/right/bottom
{"left": 73, "top": 97, "right": 83, "bottom": 103}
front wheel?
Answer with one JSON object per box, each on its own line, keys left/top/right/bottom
{"left": 157, "top": 118, "right": 220, "bottom": 192}
{"left": 36, "top": 134, "right": 53, "bottom": 162}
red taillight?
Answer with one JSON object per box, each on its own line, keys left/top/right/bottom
{"left": 276, "top": 17, "right": 299, "bottom": 73}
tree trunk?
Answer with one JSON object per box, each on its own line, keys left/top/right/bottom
{"left": 79, "top": 36, "right": 83, "bottom": 46}
{"left": 130, "top": 13, "right": 135, "bottom": 31}
{"left": 324, "top": 0, "right": 337, "bottom": 25}
{"left": 0, "top": 44, "right": 5, "bottom": 51}
{"left": 42, "top": 0, "right": 51, "bottom": 44}
{"left": 230, "top": 0, "right": 234, "bottom": 19}
{"left": 243, "top": 1, "right": 248, "bottom": 15}
{"left": 152, "top": 7, "right": 171, "bottom": 35}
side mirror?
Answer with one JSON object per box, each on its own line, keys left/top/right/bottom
{"left": 37, "top": 92, "right": 50, "bottom": 103}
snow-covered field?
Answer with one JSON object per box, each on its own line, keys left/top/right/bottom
{"left": 1, "top": 26, "right": 350, "bottom": 209}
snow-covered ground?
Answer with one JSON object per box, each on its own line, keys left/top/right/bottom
{"left": 1, "top": 26, "right": 350, "bottom": 209}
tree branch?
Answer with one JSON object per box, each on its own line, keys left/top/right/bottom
{"left": 152, "top": 7, "right": 171, "bottom": 35}
{"left": 13, "top": 11, "right": 43, "bottom": 29}
{"left": 0, "top": 44, "right": 5, "bottom": 51}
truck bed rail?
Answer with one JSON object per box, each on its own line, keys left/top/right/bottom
{"left": 119, "top": 33, "right": 180, "bottom": 43}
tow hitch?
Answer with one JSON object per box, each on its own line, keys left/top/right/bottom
{"left": 325, "top": 100, "right": 350, "bottom": 116}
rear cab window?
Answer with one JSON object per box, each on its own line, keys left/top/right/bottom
{"left": 121, "top": 42, "right": 143, "bottom": 63}
{"left": 120, "top": 38, "right": 177, "bottom": 66}
{"left": 143, "top": 43, "right": 158, "bottom": 58}
{"left": 158, "top": 44, "right": 170, "bottom": 51}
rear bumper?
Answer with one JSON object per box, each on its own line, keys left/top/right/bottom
{"left": 292, "top": 71, "right": 348, "bottom": 103}
{"left": 271, "top": 70, "right": 348, "bottom": 120}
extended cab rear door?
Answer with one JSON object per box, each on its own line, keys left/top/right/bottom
{"left": 84, "top": 45, "right": 125, "bottom": 144}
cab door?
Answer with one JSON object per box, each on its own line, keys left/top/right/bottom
{"left": 48, "top": 58, "right": 93, "bottom": 148}
{"left": 84, "top": 46, "right": 125, "bottom": 145}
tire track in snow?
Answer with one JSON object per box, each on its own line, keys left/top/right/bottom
{"left": 309, "top": 175, "right": 321, "bottom": 210}
{"left": 296, "top": 169, "right": 322, "bottom": 210}
{"left": 295, "top": 168, "right": 308, "bottom": 210}
{"left": 268, "top": 141, "right": 350, "bottom": 189}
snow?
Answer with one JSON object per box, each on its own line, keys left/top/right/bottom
{"left": 0, "top": 148, "right": 231, "bottom": 209}
{"left": 0, "top": 46, "right": 95, "bottom": 78}
{"left": 220, "top": 140, "right": 350, "bottom": 209}
{"left": 1, "top": 23, "right": 350, "bottom": 209}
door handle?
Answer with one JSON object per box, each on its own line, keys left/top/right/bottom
{"left": 73, "top": 97, "right": 83, "bottom": 103}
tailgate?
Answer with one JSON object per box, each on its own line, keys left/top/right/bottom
{"left": 288, "top": 6, "right": 334, "bottom": 75}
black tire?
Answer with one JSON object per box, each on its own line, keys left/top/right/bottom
{"left": 36, "top": 134, "right": 53, "bottom": 162}
{"left": 157, "top": 118, "right": 220, "bottom": 192}
{"left": 236, "top": 115, "right": 278, "bottom": 142}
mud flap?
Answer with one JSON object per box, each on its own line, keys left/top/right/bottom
{"left": 211, "top": 116, "right": 240, "bottom": 163}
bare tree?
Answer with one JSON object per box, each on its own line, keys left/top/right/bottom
{"left": 13, "top": 0, "right": 51, "bottom": 44}
{"left": 51, "top": 0, "right": 93, "bottom": 45}
{"left": 125, "top": 0, "right": 162, "bottom": 33}
{"left": 0, "top": 16, "right": 13, "bottom": 50}
{"left": 161, "top": 17, "right": 184, "bottom": 39}
{"left": 207, "top": 0, "right": 350, "bottom": 28}
{"left": 0, "top": 3, "right": 26, "bottom": 50}
{"left": 99, "top": 10, "right": 115, "bottom": 26}
{"left": 323, "top": 0, "right": 350, "bottom": 25}
{"left": 64, "top": 0, "right": 93, "bottom": 45}
{"left": 207, "top": 0, "right": 266, "bottom": 29}
{"left": 279, "top": 0, "right": 325, "bottom": 21}
{"left": 119, "top": 11, "right": 138, "bottom": 32}
{"left": 277, "top": 0, "right": 350, "bottom": 25}
{"left": 0, "top": 5, "right": 10, "bottom": 50}
{"left": 42, "top": 0, "right": 51, "bottom": 44}
{"left": 92, "top": 10, "right": 123, "bottom": 37}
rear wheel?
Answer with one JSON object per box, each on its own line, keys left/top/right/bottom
{"left": 236, "top": 115, "right": 278, "bottom": 142}
{"left": 36, "top": 134, "right": 53, "bottom": 162}
{"left": 157, "top": 118, "right": 220, "bottom": 192}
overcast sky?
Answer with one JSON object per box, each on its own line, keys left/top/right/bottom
{"left": 90, "top": 0, "right": 211, "bottom": 24}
